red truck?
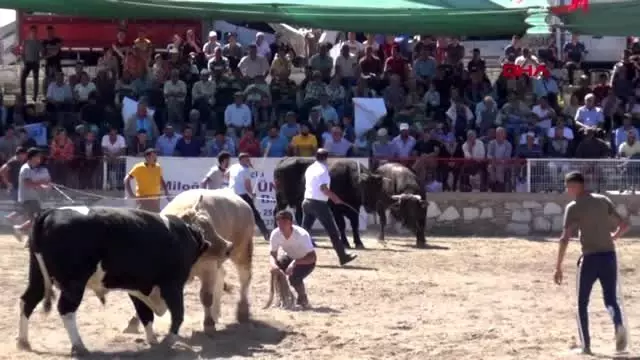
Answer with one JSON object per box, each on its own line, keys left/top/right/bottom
{"left": 16, "top": 11, "right": 204, "bottom": 65}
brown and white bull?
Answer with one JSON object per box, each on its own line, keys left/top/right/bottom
{"left": 124, "top": 188, "right": 255, "bottom": 336}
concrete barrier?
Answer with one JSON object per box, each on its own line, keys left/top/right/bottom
{"left": 419, "top": 193, "right": 640, "bottom": 237}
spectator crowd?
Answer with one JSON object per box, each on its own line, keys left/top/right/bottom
{"left": 7, "top": 26, "right": 640, "bottom": 192}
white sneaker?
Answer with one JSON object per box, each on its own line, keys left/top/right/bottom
{"left": 616, "top": 324, "right": 628, "bottom": 352}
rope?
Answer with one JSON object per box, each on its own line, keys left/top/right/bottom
{"left": 49, "top": 183, "right": 278, "bottom": 203}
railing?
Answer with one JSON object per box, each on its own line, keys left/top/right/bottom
{"left": 14, "top": 156, "right": 640, "bottom": 197}
{"left": 525, "top": 158, "right": 640, "bottom": 194}
{"left": 370, "top": 157, "right": 528, "bottom": 192}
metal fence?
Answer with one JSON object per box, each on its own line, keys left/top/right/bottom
{"left": 526, "top": 158, "right": 640, "bottom": 193}
{"left": 24, "top": 156, "right": 640, "bottom": 196}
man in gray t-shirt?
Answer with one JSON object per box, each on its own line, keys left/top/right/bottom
{"left": 201, "top": 151, "right": 231, "bottom": 190}
{"left": 20, "top": 25, "right": 43, "bottom": 101}
{"left": 13, "top": 148, "right": 50, "bottom": 242}
{"left": 554, "top": 171, "right": 629, "bottom": 354}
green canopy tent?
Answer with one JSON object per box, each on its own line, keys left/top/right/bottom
{"left": 7, "top": 0, "right": 549, "bottom": 35}
{"left": 552, "top": 0, "right": 640, "bottom": 36}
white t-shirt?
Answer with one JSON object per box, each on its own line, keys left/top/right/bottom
{"left": 101, "top": 134, "right": 126, "bottom": 155}
{"left": 304, "top": 161, "right": 330, "bottom": 201}
{"left": 74, "top": 82, "right": 97, "bottom": 102}
{"left": 269, "top": 225, "right": 314, "bottom": 260}
{"left": 203, "top": 165, "right": 227, "bottom": 189}
{"left": 227, "top": 163, "right": 251, "bottom": 195}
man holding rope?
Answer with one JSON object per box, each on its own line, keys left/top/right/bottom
{"left": 554, "top": 171, "right": 629, "bottom": 355}
{"left": 124, "top": 148, "right": 170, "bottom": 213}
{"left": 13, "top": 148, "right": 51, "bottom": 242}
{"left": 228, "top": 152, "right": 270, "bottom": 241}
{"left": 303, "top": 148, "right": 357, "bottom": 266}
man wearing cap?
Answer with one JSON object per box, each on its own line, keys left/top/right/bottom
{"left": 255, "top": 32, "right": 271, "bottom": 59}
{"left": 392, "top": 123, "right": 417, "bottom": 158}
{"left": 227, "top": 153, "right": 270, "bottom": 240}
{"left": 124, "top": 148, "right": 170, "bottom": 213}
{"left": 13, "top": 148, "right": 51, "bottom": 241}
{"left": 224, "top": 92, "right": 252, "bottom": 135}
{"left": 303, "top": 148, "right": 357, "bottom": 266}
{"left": 238, "top": 44, "right": 270, "bottom": 79}
{"left": 203, "top": 31, "right": 221, "bottom": 61}
{"left": 222, "top": 32, "right": 243, "bottom": 69}
{"left": 372, "top": 128, "right": 399, "bottom": 158}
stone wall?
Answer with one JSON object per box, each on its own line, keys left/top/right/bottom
{"left": 415, "top": 193, "right": 640, "bottom": 236}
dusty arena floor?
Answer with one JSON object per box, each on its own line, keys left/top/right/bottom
{"left": 0, "top": 235, "right": 639, "bottom": 360}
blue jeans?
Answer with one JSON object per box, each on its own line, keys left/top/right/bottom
{"left": 576, "top": 251, "right": 625, "bottom": 349}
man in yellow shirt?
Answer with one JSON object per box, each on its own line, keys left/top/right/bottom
{"left": 290, "top": 124, "right": 318, "bottom": 156}
{"left": 124, "top": 148, "right": 170, "bottom": 213}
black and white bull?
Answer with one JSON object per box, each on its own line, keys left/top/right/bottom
{"left": 17, "top": 201, "right": 226, "bottom": 355}
{"left": 274, "top": 158, "right": 386, "bottom": 248}
{"left": 375, "top": 162, "right": 428, "bottom": 247}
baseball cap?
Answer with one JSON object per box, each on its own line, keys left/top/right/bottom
{"left": 399, "top": 123, "right": 410, "bottom": 131}
{"left": 208, "top": 31, "right": 217, "bottom": 38}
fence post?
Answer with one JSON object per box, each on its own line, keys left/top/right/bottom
{"left": 526, "top": 159, "right": 532, "bottom": 193}
{"left": 102, "top": 158, "right": 108, "bottom": 191}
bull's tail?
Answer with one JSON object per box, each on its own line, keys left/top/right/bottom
{"left": 262, "top": 272, "right": 276, "bottom": 309}
{"left": 30, "top": 212, "right": 54, "bottom": 314}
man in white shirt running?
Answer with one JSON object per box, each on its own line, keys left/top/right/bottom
{"left": 201, "top": 151, "right": 231, "bottom": 189}
{"left": 270, "top": 210, "right": 317, "bottom": 308}
{"left": 228, "top": 152, "right": 270, "bottom": 241}
{"left": 302, "top": 148, "right": 357, "bottom": 266}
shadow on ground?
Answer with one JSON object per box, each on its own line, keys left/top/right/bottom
{"left": 28, "top": 319, "right": 291, "bottom": 359}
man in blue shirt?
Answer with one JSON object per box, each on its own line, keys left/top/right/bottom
{"left": 174, "top": 125, "right": 203, "bottom": 157}
{"left": 261, "top": 126, "right": 289, "bottom": 157}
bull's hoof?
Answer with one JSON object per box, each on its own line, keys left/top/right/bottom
{"left": 354, "top": 243, "right": 365, "bottom": 249}
{"left": 342, "top": 242, "right": 351, "bottom": 249}
{"left": 71, "top": 343, "right": 90, "bottom": 356}
{"left": 416, "top": 242, "right": 427, "bottom": 249}
{"left": 123, "top": 317, "right": 141, "bottom": 334}
{"left": 236, "top": 300, "right": 250, "bottom": 323}
{"left": 16, "top": 338, "right": 31, "bottom": 351}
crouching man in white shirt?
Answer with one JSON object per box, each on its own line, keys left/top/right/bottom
{"left": 269, "top": 210, "right": 317, "bottom": 308}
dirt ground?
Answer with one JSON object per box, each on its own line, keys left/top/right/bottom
{"left": 0, "top": 235, "right": 639, "bottom": 360}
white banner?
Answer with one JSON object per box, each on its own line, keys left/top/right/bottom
{"left": 124, "top": 156, "right": 370, "bottom": 231}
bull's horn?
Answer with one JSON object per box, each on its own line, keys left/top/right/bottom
{"left": 192, "top": 194, "right": 204, "bottom": 211}
{"left": 391, "top": 195, "right": 402, "bottom": 200}
{"left": 411, "top": 194, "right": 422, "bottom": 201}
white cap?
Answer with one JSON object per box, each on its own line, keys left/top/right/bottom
{"left": 256, "top": 32, "right": 264, "bottom": 38}
{"left": 377, "top": 128, "right": 388, "bottom": 137}
{"left": 526, "top": 131, "right": 536, "bottom": 137}
{"left": 399, "top": 123, "right": 409, "bottom": 131}
{"left": 208, "top": 31, "right": 217, "bottom": 38}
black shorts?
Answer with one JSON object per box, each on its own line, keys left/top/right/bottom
{"left": 19, "top": 200, "right": 42, "bottom": 219}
